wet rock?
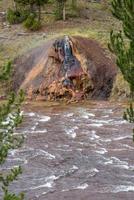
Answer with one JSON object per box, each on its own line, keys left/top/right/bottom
{"left": 13, "top": 36, "right": 117, "bottom": 101}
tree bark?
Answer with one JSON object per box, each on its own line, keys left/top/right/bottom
{"left": 30, "top": 3, "right": 34, "bottom": 13}
{"left": 13, "top": 1, "right": 17, "bottom": 11}
{"left": 63, "top": 2, "right": 66, "bottom": 21}
{"left": 72, "top": 0, "right": 77, "bottom": 9}
{"left": 38, "top": 5, "right": 41, "bottom": 22}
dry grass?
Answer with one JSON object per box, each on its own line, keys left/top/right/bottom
{"left": 111, "top": 73, "right": 130, "bottom": 100}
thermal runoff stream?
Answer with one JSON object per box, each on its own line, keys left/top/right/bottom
{"left": 0, "top": 101, "right": 134, "bottom": 200}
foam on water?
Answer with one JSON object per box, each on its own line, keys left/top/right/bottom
{"left": 72, "top": 165, "right": 79, "bottom": 170}
{"left": 93, "top": 168, "right": 99, "bottom": 173}
{"left": 68, "top": 165, "right": 79, "bottom": 174}
{"left": 77, "top": 108, "right": 95, "bottom": 119}
{"left": 90, "top": 119, "right": 113, "bottom": 124}
{"left": 115, "top": 164, "right": 129, "bottom": 170}
{"left": 100, "top": 184, "right": 134, "bottom": 193}
{"left": 95, "top": 148, "right": 108, "bottom": 155}
{"left": 81, "top": 112, "right": 95, "bottom": 119}
{"left": 24, "top": 128, "right": 47, "bottom": 134}
{"left": 30, "top": 182, "right": 53, "bottom": 190}
{"left": 103, "top": 109, "right": 113, "bottom": 114}
{"left": 113, "top": 135, "right": 132, "bottom": 141}
{"left": 31, "top": 122, "right": 39, "bottom": 131}
{"left": 57, "top": 148, "right": 72, "bottom": 152}
{"left": 122, "top": 144, "right": 134, "bottom": 150}
{"left": 11, "top": 148, "right": 55, "bottom": 160}
{"left": 75, "top": 183, "right": 88, "bottom": 190}
{"left": 9, "top": 149, "right": 18, "bottom": 156}
{"left": 112, "top": 185, "right": 134, "bottom": 193}
{"left": 90, "top": 131, "right": 100, "bottom": 140}
{"left": 111, "top": 157, "right": 128, "bottom": 165}
{"left": 112, "top": 120, "right": 128, "bottom": 125}
{"left": 7, "top": 157, "right": 25, "bottom": 162}
{"left": 66, "top": 113, "right": 74, "bottom": 117}
{"left": 99, "top": 138, "right": 112, "bottom": 143}
{"left": 38, "top": 116, "right": 51, "bottom": 122}
{"left": 26, "top": 112, "right": 36, "bottom": 117}
{"left": 45, "top": 175, "right": 59, "bottom": 181}
{"left": 104, "top": 159, "right": 113, "bottom": 165}
{"left": 88, "top": 168, "right": 99, "bottom": 175}
{"left": 103, "top": 156, "right": 134, "bottom": 170}
{"left": 89, "top": 123, "right": 103, "bottom": 127}
{"left": 103, "top": 115, "right": 109, "bottom": 118}
{"left": 65, "top": 126, "right": 78, "bottom": 138}
{"left": 31, "top": 129, "right": 47, "bottom": 134}
{"left": 34, "top": 149, "right": 56, "bottom": 159}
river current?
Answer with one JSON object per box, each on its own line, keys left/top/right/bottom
{"left": 0, "top": 101, "right": 134, "bottom": 200}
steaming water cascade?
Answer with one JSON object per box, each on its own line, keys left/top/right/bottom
{"left": 0, "top": 101, "right": 134, "bottom": 200}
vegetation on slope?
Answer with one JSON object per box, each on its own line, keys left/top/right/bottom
{"left": 0, "top": 0, "right": 130, "bottom": 99}
{"left": 109, "top": 0, "right": 134, "bottom": 138}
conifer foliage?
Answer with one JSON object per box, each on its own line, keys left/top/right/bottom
{"left": 0, "top": 62, "right": 12, "bottom": 81}
{"left": 7, "top": 0, "right": 49, "bottom": 30}
{"left": 0, "top": 62, "right": 24, "bottom": 200}
{"left": 123, "top": 103, "right": 134, "bottom": 141}
{"left": 109, "top": 0, "right": 134, "bottom": 96}
{"left": 109, "top": 0, "right": 134, "bottom": 139}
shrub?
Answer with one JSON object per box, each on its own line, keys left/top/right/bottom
{"left": 7, "top": 8, "right": 20, "bottom": 24}
{"left": 0, "top": 61, "right": 25, "bottom": 200}
{"left": 21, "top": 9, "right": 30, "bottom": 20}
{"left": 7, "top": 8, "right": 29, "bottom": 24}
{"left": 23, "top": 14, "right": 41, "bottom": 31}
{"left": 31, "top": 20, "right": 41, "bottom": 31}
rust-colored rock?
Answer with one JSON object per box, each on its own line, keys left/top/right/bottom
{"left": 13, "top": 36, "right": 117, "bottom": 101}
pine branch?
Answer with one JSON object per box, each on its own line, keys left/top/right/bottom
{"left": 0, "top": 61, "right": 12, "bottom": 81}
{"left": 110, "top": 0, "right": 134, "bottom": 140}
{"left": 0, "top": 61, "right": 25, "bottom": 199}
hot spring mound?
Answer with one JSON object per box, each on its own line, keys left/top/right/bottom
{"left": 13, "top": 36, "right": 117, "bottom": 101}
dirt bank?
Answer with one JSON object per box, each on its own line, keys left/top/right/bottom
{"left": 13, "top": 36, "right": 117, "bottom": 101}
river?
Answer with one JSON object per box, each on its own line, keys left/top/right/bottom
{"left": 1, "top": 101, "right": 134, "bottom": 200}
